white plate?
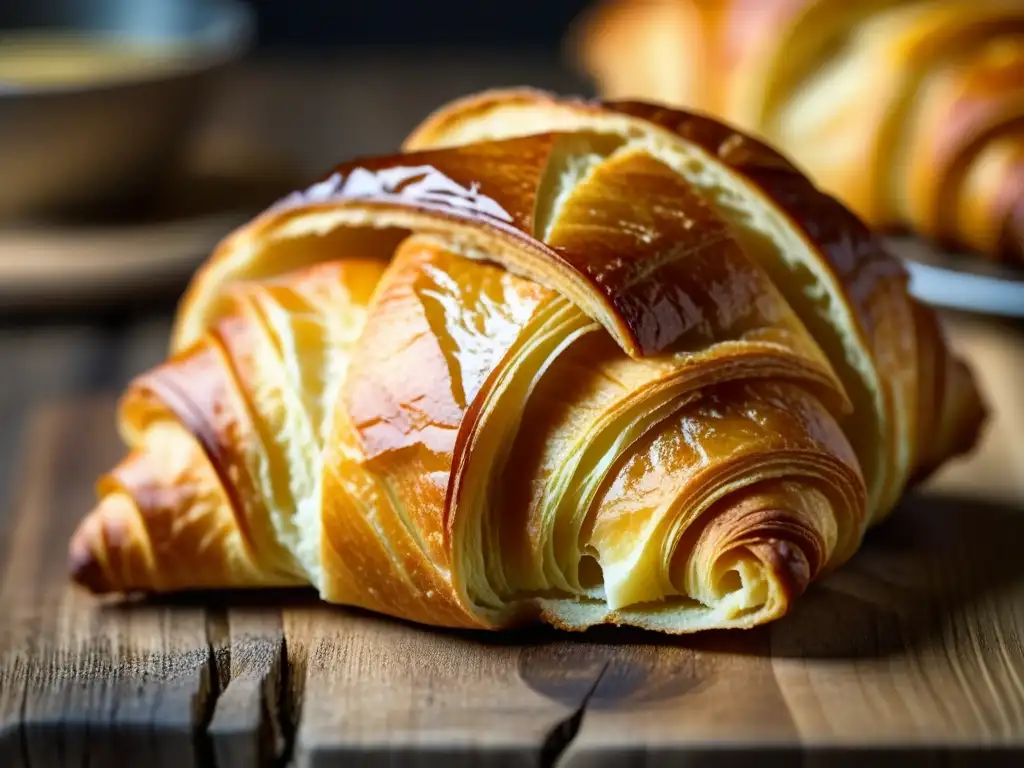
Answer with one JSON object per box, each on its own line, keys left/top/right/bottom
{"left": 888, "top": 237, "right": 1024, "bottom": 318}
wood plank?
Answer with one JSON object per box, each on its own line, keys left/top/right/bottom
{"left": 0, "top": 400, "right": 218, "bottom": 768}
{"left": 0, "top": 324, "right": 113, "bottom": 767}
{"left": 1, "top": 314, "right": 1022, "bottom": 765}
{"left": 0, "top": 310, "right": 290, "bottom": 768}
{"left": 208, "top": 608, "right": 286, "bottom": 768}
{"left": 284, "top": 605, "right": 582, "bottom": 767}
{"left": 768, "top": 490, "right": 1024, "bottom": 745}
{"left": 553, "top": 629, "right": 799, "bottom": 766}
{"left": 539, "top": 624, "right": 802, "bottom": 767}
{"left": 926, "top": 315, "right": 1024, "bottom": 502}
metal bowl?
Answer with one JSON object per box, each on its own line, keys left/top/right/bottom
{"left": 0, "top": 0, "right": 254, "bottom": 221}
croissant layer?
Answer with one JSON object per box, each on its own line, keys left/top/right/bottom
{"left": 70, "top": 92, "right": 985, "bottom": 634}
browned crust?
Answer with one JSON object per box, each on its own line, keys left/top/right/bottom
{"left": 401, "top": 88, "right": 935, "bottom": 516}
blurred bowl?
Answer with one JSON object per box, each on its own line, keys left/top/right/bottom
{"left": 0, "top": 0, "right": 253, "bottom": 221}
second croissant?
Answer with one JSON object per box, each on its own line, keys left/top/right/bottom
{"left": 577, "top": 0, "right": 1024, "bottom": 263}
{"left": 68, "top": 90, "right": 985, "bottom": 634}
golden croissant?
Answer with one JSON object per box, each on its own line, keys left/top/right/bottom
{"left": 576, "top": 0, "right": 1024, "bottom": 262}
{"left": 69, "top": 90, "right": 985, "bottom": 633}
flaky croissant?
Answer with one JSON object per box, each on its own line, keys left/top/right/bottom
{"left": 576, "top": 0, "right": 1024, "bottom": 262}
{"left": 69, "top": 90, "right": 985, "bottom": 633}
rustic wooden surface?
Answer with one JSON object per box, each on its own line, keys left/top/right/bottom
{"left": 1, "top": 55, "right": 1023, "bottom": 767}
{"left": 1, "top": 311, "right": 1023, "bottom": 768}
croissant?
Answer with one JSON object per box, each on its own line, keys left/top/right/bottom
{"left": 576, "top": 0, "right": 1024, "bottom": 262}
{"left": 68, "top": 90, "right": 985, "bottom": 633}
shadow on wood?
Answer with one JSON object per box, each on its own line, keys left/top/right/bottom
{"left": 517, "top": 490, "right": 1024, "bottom": 713}
{"left": 93, "top": 487, "right": 1024, "bottom": 670}
{"left": 5, "top": 397, "right": 1023, "bottom": 765}
{"left": 89, "top": 489, "right": 1024, "bottom": 724}
{"left": 99, "top": 587, "right": 322, "bottom": 612}
{"left": 771, "top": 490, "right": 1024, "bottom": 660}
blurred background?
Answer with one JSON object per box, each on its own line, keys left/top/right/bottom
{"left": 194, "top": 0, "right": 597, "bottom": 172}
{"left": 245, "top": 0, "right": 590, "bottom": 49}
{"left": 0, "top": 0, "right": 597, "bottom": 322}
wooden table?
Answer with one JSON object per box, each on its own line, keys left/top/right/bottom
{"left": 2, "top": 55, "right": 1024, "bottom": 767}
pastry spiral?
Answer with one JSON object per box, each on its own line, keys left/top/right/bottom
{"left": 69, "top": 90, "right": 985, "bottom": 633}
{"left": 577, "top": 0, "right": 1024, "bottom": 262}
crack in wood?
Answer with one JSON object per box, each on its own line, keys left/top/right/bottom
{"left": 540, "top": 661, "right": 608, "bottom": 768}
{"left": 206, "top": 610, "right": 233, "bottom": 694}
{"left": 17, "top": 669, "right": 30, "bottom": 768}
{"left": 275, "top": 629, "right": 298, "bottom": 768}
{"left": 197, "top": 618, "right": 225, "bottom": 768}
{"left": 207, "top": 610, "right": 289, "bottom": 768}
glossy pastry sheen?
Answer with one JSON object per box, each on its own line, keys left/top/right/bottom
{"left": 69, "top": 91, "right": 985, "bottom": 633}
{"left": 576, "top": 0, "right": 1024, "bottom": 262}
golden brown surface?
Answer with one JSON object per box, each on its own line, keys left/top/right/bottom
{"left": 576, "top": 0, "right": 1024, "bottom": 262}
{"left": 69, "top": 90, "right": 985, "bottom": 633}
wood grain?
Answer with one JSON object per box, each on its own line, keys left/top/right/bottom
{"left": 0, "top": 317, "right": 1022, "bottom": 767}
{"left": 0, "top": 401, "right": 216, "bottom": 768}
{"left": 283, "top": 605, "right": 581, "bottom": 766}
{"left": 208, "top": 610, "right": 286, "bottom": 768}
{"left": 927, "top": 316, "right": 1024, "bottom": 502}
{"left": 0, "top": 398, "right": 294, "bottom": 768}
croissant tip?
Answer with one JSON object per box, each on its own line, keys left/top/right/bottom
{"left": 751, "top": 538, "right": 812, "bottom": 601}
{"left": 68, "top": 540, "right": 105, "bottom": 595}
{"left": 68, "top": 510, "right": 114, "bottom": 595}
